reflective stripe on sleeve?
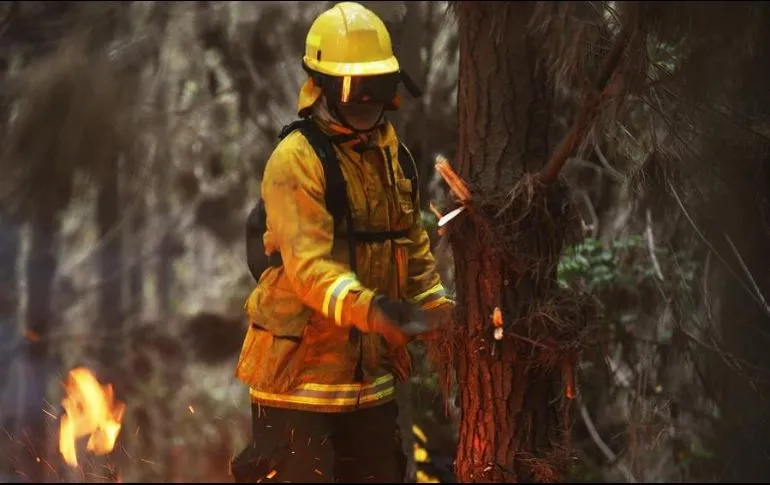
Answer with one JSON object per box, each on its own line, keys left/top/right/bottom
{"left": 322, "top": 273, "right": 361, "bottom": 325}
{"left": 410, "top": 283, "right": 446, "bottom": 310}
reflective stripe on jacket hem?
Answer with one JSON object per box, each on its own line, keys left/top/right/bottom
{"left": 250, "top": 374, "right": 395, "bottom": 412}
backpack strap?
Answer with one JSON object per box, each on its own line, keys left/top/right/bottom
{"left": 276, "top": 121, "right": 421, "bottom": 265}
{"left": 396, "top": 141, "right": 419, "bottom": 209}
{"left": 278, "top": 119, "right": 357, "bottom": 273}
{"left": 291, "top": 121, "right": 364, "bottom": 350}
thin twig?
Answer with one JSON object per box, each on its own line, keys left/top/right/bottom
{"left": 724, "top": 233, "right": 770, "bottom": 315}
{"left": 644, "top": 209, "right": 664, "bottom": 281}
{"left": 667, "top": 180, "right": 770, "bottom": 317}
{"left": 578, "top": 401, "right": 638, "bottom": 483}
{"left": 593, "top": 143, "right": 626, "bottom": 182}
{"left": 540, "top": 27, "right": 630, "bottom": 184}
{"left": 576, "top": 190, "right": 599, "bottom": 238}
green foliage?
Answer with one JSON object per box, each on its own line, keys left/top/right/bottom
{"left": 421, "top": 210, "right": 439, "bottom": 233}
{"left": 558, "top": 235, "right": 645, "bottom": 290}
{"left": 558, "top": 234, "right": 699, "bottom": 293}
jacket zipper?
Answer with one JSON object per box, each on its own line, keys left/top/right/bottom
{"left": 354, "top": 147, "right": 366, "bottom": 408}
{"left": 354, "top": 143, "right": 398, "bottom": 408}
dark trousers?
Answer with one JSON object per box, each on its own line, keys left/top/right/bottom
{"left": 232, "top": 401, "right": 406, "bottom": 483}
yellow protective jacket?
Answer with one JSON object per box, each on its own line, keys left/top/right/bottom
{"left": 235, "top": 79, "right": 452, "bottom": 412}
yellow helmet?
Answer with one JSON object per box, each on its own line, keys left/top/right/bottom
{"left": 303, "top": 2, "right": 399, "bottom": 77}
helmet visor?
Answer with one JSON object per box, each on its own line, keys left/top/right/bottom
{"left": 324, "top": 73, "right": 400, "bottom": 105}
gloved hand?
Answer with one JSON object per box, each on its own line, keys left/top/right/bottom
{"left": 414, "top": 300, "right": 454, "bottom": 343}
{"left": 367, "top": 295, "right": 430, "bottom": 347}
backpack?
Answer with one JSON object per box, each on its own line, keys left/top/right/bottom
{"left": 245, "top": 118, "right": 419, "bottom": 283}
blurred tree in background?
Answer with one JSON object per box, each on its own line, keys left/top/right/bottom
{"left": 0, "top": 1, "right": 769, "bottom": 484}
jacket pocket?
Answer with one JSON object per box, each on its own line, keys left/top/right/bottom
{"left": 238, "top": 268, "right": 311, "bottom": 392}
{"left": 246, "top": 267, "right": 311, "bottom": 338}
{"left": 235, "top": 323, "right": 304, "bottom": 394}
{"left": 396, "top": 178, "right": 415, "bottom": 213}
{"left": 395, "top": 178, "right": 415, "bottom": 230}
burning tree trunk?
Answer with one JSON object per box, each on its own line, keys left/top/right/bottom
{"left": 437, "top": 3, "right": 600, "bottom": 482}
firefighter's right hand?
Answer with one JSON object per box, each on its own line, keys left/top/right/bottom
{"left": 367, "top": 295, "right": 427, "bottom": 347}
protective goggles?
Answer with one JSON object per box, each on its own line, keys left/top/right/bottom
{"left": 326, "top": 73, "right": 400, "bottom": 104}
{"left": 306, "top": 66, "right": 423, "bottom": 105}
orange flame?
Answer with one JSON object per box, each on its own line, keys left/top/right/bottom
{"left": 58, "top": 367, "right": 126, "bottom": 468}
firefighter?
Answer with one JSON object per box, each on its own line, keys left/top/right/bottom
{"left": 232, "top": 2, "right": 453, "bottom": 482}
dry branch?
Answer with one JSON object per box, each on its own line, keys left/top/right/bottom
{"left": 435, "top": 154, "right": 472, "bottom": 202}
{"left": 540, "top": 28, "right": 631, "bottom": 184}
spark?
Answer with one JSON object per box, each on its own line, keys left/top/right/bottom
{"left": 120, "top": 444, "right": 132, "bottom": 459}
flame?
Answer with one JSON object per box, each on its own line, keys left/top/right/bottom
{"left": 58, "top": 367, "right": 126, "bottom": 468}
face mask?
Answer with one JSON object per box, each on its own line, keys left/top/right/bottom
{"left": 334, "top": 102, "right": 385, "bottom": 132}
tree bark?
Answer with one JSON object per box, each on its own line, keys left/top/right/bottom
{"left": 451, "top": 3, "right": 570, "bottom": 482}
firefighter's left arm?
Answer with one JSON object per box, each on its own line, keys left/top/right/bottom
{"left": 405, "top": 200, "right": 454, "bottom": 312}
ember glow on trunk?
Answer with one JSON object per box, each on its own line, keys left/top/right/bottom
{"left": 58, "top": 367, "right": 126, "bottom": 468}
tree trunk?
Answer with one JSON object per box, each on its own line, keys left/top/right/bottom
{"left": 97, "top": 157, "right": 125, "bottom": 370}
{"left": 22, "top": 205, "right": 59, "bottom": 481}
{"left": 155, "top": 82, "right": 174, "bottom": 320}
{"left": 0, "top": 56, "right": 20, "bottom": 412}
{"left": 702, "top": 7, "right": 770, "bottom": 479}
{"left": 450, "top": 3, "right": 577, "bottom": 482}
{"left": 127, "top": 188, "right": 145, "bottom": 318}
{"left": 0, "top": 209, "right": 20, "bottom": 434}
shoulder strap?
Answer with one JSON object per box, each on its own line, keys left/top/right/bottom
{"left": 278, "top": 118, "right": 357, "bottom": 272}
{"left": 278, "top": 119, "right": 350, "bottom": 226}
{"left": 278, "top": 120, "right": 361, "bottom": 346}
{"left": 397, "top": 141, "right": 419, "bottom": 208}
